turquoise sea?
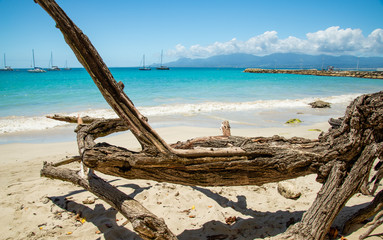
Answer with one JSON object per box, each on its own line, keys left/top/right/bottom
{"left": 1, "top": 67, "right": 382, "bottom": 143}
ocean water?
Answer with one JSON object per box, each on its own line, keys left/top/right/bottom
{"left": 1, "top": 67, "right": 382, "bottom": 143}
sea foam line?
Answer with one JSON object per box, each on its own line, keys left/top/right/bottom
{"left": 0, "top": 93, "right": 360, "bottom": 134}
{"left": 138, "top": 93, "right": 360, "bottom": 116}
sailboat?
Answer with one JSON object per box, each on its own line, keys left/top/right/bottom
{"left": 0, "top": 53, "right": 13, "bottom": 71}
{"left": 156, "top": 50, "right": 169, "bottom": 70}
{"left": 47, "top": 51, "right": 60, "bottom": 71}
{"left": 139, "top": 54, "right": 151, "bottom": 70}
{"left": 63, "top": 60, "right": 71, "bottom": 70}
{"left": 28, "top": 49, "right": 46, "bottom": 73}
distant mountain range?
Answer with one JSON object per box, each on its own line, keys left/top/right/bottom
{"left": 165, "top": 53, "right": 383, "bottom": 69}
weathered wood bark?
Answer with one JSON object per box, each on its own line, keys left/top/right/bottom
{"left": 276, "top": 143, "right": 381, "bottom": 240}
{"left": 359, "top": 210, "right": 383, "bottom": 240}
{"left": 34, "top": 0, "right": 171, "bottom": 155}
{"left": 47, "top": 114, "right": 103, "bottom": 124}
{"left": 79, "top": 92, "right": 382, "bottom": 188}
{"left": 35, "top": 0, "right": 383, "bottom": 239}
{"left": 368, "top": 162, "right": 383, "bottom": 195}
{"left": 221, "top": 120, "right": 231, "bottom": 137}
{"left": 343, "top": 189, "right": 383, "bottom": 235}
{"left": 41, "top": 163, "right": 177, "bottom": 240}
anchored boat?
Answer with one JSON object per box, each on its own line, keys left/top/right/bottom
{"left": 28, "top": 49, "right": 46, "bottom": 73}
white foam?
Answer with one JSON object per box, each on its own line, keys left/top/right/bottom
{"left": 138, "top": 93, "right": 360, "bottom": 116}
{"left": 0, "top": 93, "right": 361, "bottom": 134}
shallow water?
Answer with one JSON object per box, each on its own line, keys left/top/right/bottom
{"left": 1, "top": 67, "right": 382, "bottom": 143}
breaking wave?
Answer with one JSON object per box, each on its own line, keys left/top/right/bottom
{"left": 0, "top": 93, "right": 360, "bottom": 134}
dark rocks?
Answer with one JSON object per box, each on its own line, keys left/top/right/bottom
{"left": 243, "top": 68, "right": 383, "bottom": 79}
{"left": 309, "top": 100, "right": 331, "bottom": 108}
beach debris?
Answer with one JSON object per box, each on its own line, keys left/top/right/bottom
{"left": 181, "top": 209, "right": 191, "bottom": 214}
{"left": 225, "top": 216, "right": 237, "bottom": 225}
{"left": 309, "top": 100, "right": 331, "bottom": 108}
{"left": 38, "top": 223, "right": 47, "bottom": 229}
{"left": 308, "top": 129, "right": 322, "bottom": 132}
{"left": 121, "top": 220, "right": 129, "bottom": 226}
{"left": 327, "top": 227, "right": 339, "bottom": 239}
{"left": 277, "top": 181, "right": 301, "bottom": 200}
{"left": 285, "top": 118, "right": 302, "bottom": 124}
{"left": 82, "top": 196, "right": 95, "bottom": 204}
{"left": 66, "top": 232, "right": 72, "bottom": 235}
{"left": 188, "top": 215, "right": 196, "bottom": 218}
{"left": 75, "top": 213, "right": 86, "bottom": 224}
{"left": 95, "top": 230, "right": 101, "bottom": 234}
{"left": 191, "top": 205, "right": 195, "bottom": 210}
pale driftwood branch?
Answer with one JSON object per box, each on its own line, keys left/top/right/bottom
{"left": 343, "top": 189, "right": 383, "bottom": 234}
{"left": 40, "top": 163, "right": 177, "bottom": 240}
{"left": 359, "top": 210, "right": 383, "bottom": 240}
{"left": 52, "top": 156, "right": 81, "bottom": 167}
{"left": 47, "top": 114, "right": 101, "bottom": 124}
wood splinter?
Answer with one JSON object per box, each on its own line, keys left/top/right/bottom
{"left": 221, "top": 120, "right": 231, "bottom": 137}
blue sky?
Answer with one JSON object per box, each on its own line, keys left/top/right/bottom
{"left": 1, "top": 0, "right": 382, "bottom": 68}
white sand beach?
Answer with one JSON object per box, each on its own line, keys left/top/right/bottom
{"left": 0, "top": 123, "right": 382, "bottom": 240}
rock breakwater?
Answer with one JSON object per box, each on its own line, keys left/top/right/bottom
{"left": 243, "top": 68, "right": 383, "bottom": 79}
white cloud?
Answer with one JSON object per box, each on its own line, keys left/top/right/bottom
{"left": 306, "top": 26, "right": 365, "bottom": 53}
{"left": 168, "top": 27, "right": 383, "bottom": 59}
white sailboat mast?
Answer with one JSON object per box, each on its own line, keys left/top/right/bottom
{"left": 32, "top": 49, "right": 36, "bottom": 68}
{"left": 143, "top": 54, "right": 146, "bottom": 68}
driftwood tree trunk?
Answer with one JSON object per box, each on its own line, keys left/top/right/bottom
{"left": 41, "top": 163, "right": 177, "bottom": 240}
{"left": 343, "top": 189, "right": 383, "bottom": 235}
{"left": 35, "top": 0, "right": 383, "bottom": 239}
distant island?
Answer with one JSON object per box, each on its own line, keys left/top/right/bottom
{"left": 243, "top": 68, "right": 383, "bottom": 79}
{"left": 167, "top": 53, "right": 383, "bottom": 70}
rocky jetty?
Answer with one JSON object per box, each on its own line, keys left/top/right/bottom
{"left": 244, "top": 68, "right": 383, "bottom": 79}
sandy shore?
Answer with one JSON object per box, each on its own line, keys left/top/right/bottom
{"left": 1, "top": 123, "right": 382, "bottom": 239}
